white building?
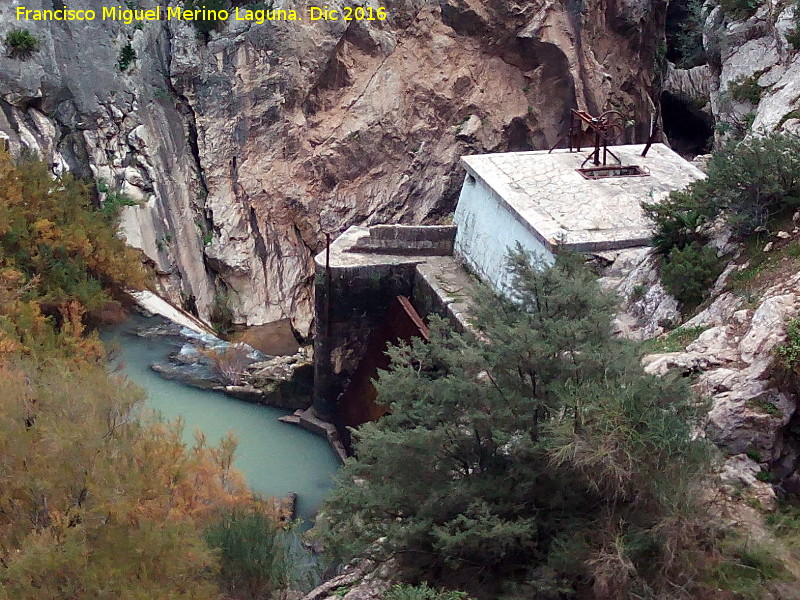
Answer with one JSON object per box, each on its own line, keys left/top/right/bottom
{"left": 453, "top": 143, "right": 706, "bottom": 293}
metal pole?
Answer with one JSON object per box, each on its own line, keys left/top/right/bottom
{"left": 641, "top": 116, "right": 659, "bottom": 157}
{"left": 325, "top": 233, "right": 331, "bottom": 335}
{"left": 569, "top": 112, "right": 575, "bottom": 152}
{"left": 593, "top": 130, "right": 601, "bottom": 166}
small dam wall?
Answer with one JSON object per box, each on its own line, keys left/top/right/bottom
{"left": 312, "top": 225, "right": 476, "bottom": 421}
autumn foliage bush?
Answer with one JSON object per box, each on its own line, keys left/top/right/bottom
{"left": 0, "top": 152, "right": 148, "bottom": 314}
{"left": 0, "top": 151, "right": 291, "bottom": 597}
{"left": 0, "top": 358, "right": 271, "bottom": 598}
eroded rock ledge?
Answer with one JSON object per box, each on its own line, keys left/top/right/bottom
{"left": 604, "top": 237, "right": 800, "bottom": 512}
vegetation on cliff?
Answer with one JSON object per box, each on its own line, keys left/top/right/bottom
{"left": 0, "top": 152, "right": 148, "bottom": 333}
{"left": 322, "top": 250, "right": 719, "bottom": 598}
{"left": 184, "top": 0, "right": 231, "bottom": 35}
{"left": 665, "top": 0, "right": 707, "bottom": 68}
{"left": 4, "top": 28, "right": 39, "bottom": 59}
{"left": 0, "top": 153, "right": 294, "bottom": 598}
{"left": 645, "top": 132, "right": 800, "bottom": 306}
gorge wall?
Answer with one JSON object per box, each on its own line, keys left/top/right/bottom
{"left": 663, "top": 0, "right": 800, "bottom": 151}
{"left": 0, "top": 0, "right": 665, "bottom": 336}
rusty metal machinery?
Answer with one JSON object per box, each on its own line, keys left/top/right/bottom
{"left": 548, "top": 109, "right": 626, "bottom": 167}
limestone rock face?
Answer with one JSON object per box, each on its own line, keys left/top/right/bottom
{"left": 600, "top": 248, "right": 681, "bottom": 340}
{"left": 0, "top": 0, "right": 666, "bottom": 335}
{"left": 633, "top": 271, "right": 800, "bottom": 471}
{"left": 719, "top": 454, "right": 777, "bottom": 511}
{"left": 607, "top": 238, "right": 800, "bottom": 480}
{"left": 702, "top": 1, "right": 800, "bottom": 135}
{"left": 664, "top": 63, "right": 714, "bottom": 106}
{"left": 708, "top": 385, "right": 794, "bottom": 462}
{"left": 301, "top": 560, "right": 391, "bottom": 600}
{"left": 739, "top": 294, "right": 796, "bottom": 363}
{"left": 0, "top": 0, "right": 216, "bottom": 323}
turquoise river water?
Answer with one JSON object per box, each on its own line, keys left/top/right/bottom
{"left": 102, "top": 320, "right": 340, "bottom": 521}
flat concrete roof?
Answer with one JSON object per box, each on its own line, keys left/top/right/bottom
{"left": 316, "top": 226, "right": 443, "bottom": 269}
{"left": 460, "top": 143, "right": 706, "bottom": 252}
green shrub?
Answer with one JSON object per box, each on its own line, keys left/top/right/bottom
{"left": 775, "top": 317, "right": 800, "bottom": 371}
{"left": 719, "top": 0, "right": 760, "bottom": 20}
{"left": 747, "top": 395, "right": 782, "bottom": 417}
{"left": 717, "top": 134, "right": 800, "bottom": 237}
{"left": 766, "top": 501, "right": 800, "bottom": 543}
{"left": 660, "top": 242, "right": 722, "bottom": 306}
{"left": 642, "top": 325, "right": 709, "bottom": 353}
{"left": 5, "top": 28, "right": 39, "bottom": 58}
{"left": 96, "top": 179, "right": 139, "bottom": 218}
{"left": 788, "top": 27, "right": 800, "bottom": 50}
{"left": 746, "top": 449, "right": 762, "bottom": 462}
{"left": 210, "top": 289, "right": 235, "bottom": 336}
{"left": 779, "top": 109, "right": 800, "bottom": 129}
{"left": 728, "top": 74, "right": 763, "bottom": 104}
{"left": 647, "top": 133, "right": 800, "bottom": 251}
{"left": 643, "top": 190, "right": 712, "bottom": 257}
{"left": 629, "top": 284, "right": 647, "bottom": 302}
{"left": 204, "top": 510, "right": 292, "bottom": 599}
{"left": 118, "top": 44, "right": 136, "bottom": 71}
{"left": 385, "top": 583, "right": 470, "bottom": 600}
{"left": 709, "top": 538, "right": 789, "bottom": 598}
{"left": 756, "top": 470, "right": 777, "bottom": 482}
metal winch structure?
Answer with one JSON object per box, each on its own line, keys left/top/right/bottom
{"left": 548, "top": 108, "right": 661, "bottom": 178}
{"left": 550, "top": 108, "right": 626, "bottom": 166}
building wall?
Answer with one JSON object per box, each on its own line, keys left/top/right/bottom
{"left": 453, "top": 173, "right": 554, "bottom": 294}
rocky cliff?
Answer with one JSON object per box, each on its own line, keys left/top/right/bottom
{"left": 637, "top": 0, "right": 800, "bottom": 509}
{"left": 600, "top": 217, "right": 800, "bottom": 513}
{"left": 0, "top": 0, "right": 665, "bottom": 335}
{"left": 663, "top": 0, "right": 800, "bottom": 149}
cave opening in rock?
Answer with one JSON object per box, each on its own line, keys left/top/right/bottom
{"left": 505, "top": 117, "right": 534, "bottom": 152}
{"left": 661, "top": 90, "right": 714, "bottom": 158}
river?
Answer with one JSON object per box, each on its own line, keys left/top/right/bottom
{"left": 102, "top": 317, "right": 340, "bottom": 521}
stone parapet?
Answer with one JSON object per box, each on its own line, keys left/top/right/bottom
{"left": 349, "top": 225, "right": 457, "bottom": 255}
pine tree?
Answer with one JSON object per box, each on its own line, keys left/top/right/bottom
{"left": 322, "top": 249, "right": 714, "bottom": 598}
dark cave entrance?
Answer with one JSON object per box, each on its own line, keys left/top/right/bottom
{"left": 661, "top": 91, "right": 714, "bottom": 158}
{"left": 505, "top": 117, "right": 534, "bottom": 152}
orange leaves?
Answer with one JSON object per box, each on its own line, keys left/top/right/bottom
{"left": 31, "top": 218, "right": 59, "bottom": 243}
{"left": 54, "top": 300, "right": 103, "bottom": 361}
{"left": 0, "top": 335, "right": 22, "bottom": 355}
{"left": 1, "top": 152, "right": 152, "bottom": 335}
{"left": 0, "top": 268, "right": 51, "bottom": 356}
{"left": 0, "top": 152, "right": 274, "bottom": 597}
{"left": 0, "top": 153, "right": 154, "bottom": 356}
{"left": 128, "top": 423, "right": 256, "bottom": 527}
{"left": 0, "top": 359, "right": 238, "bottom": 597}
{"left": 58, "top": 300, "right": 85, "bottom": 338}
